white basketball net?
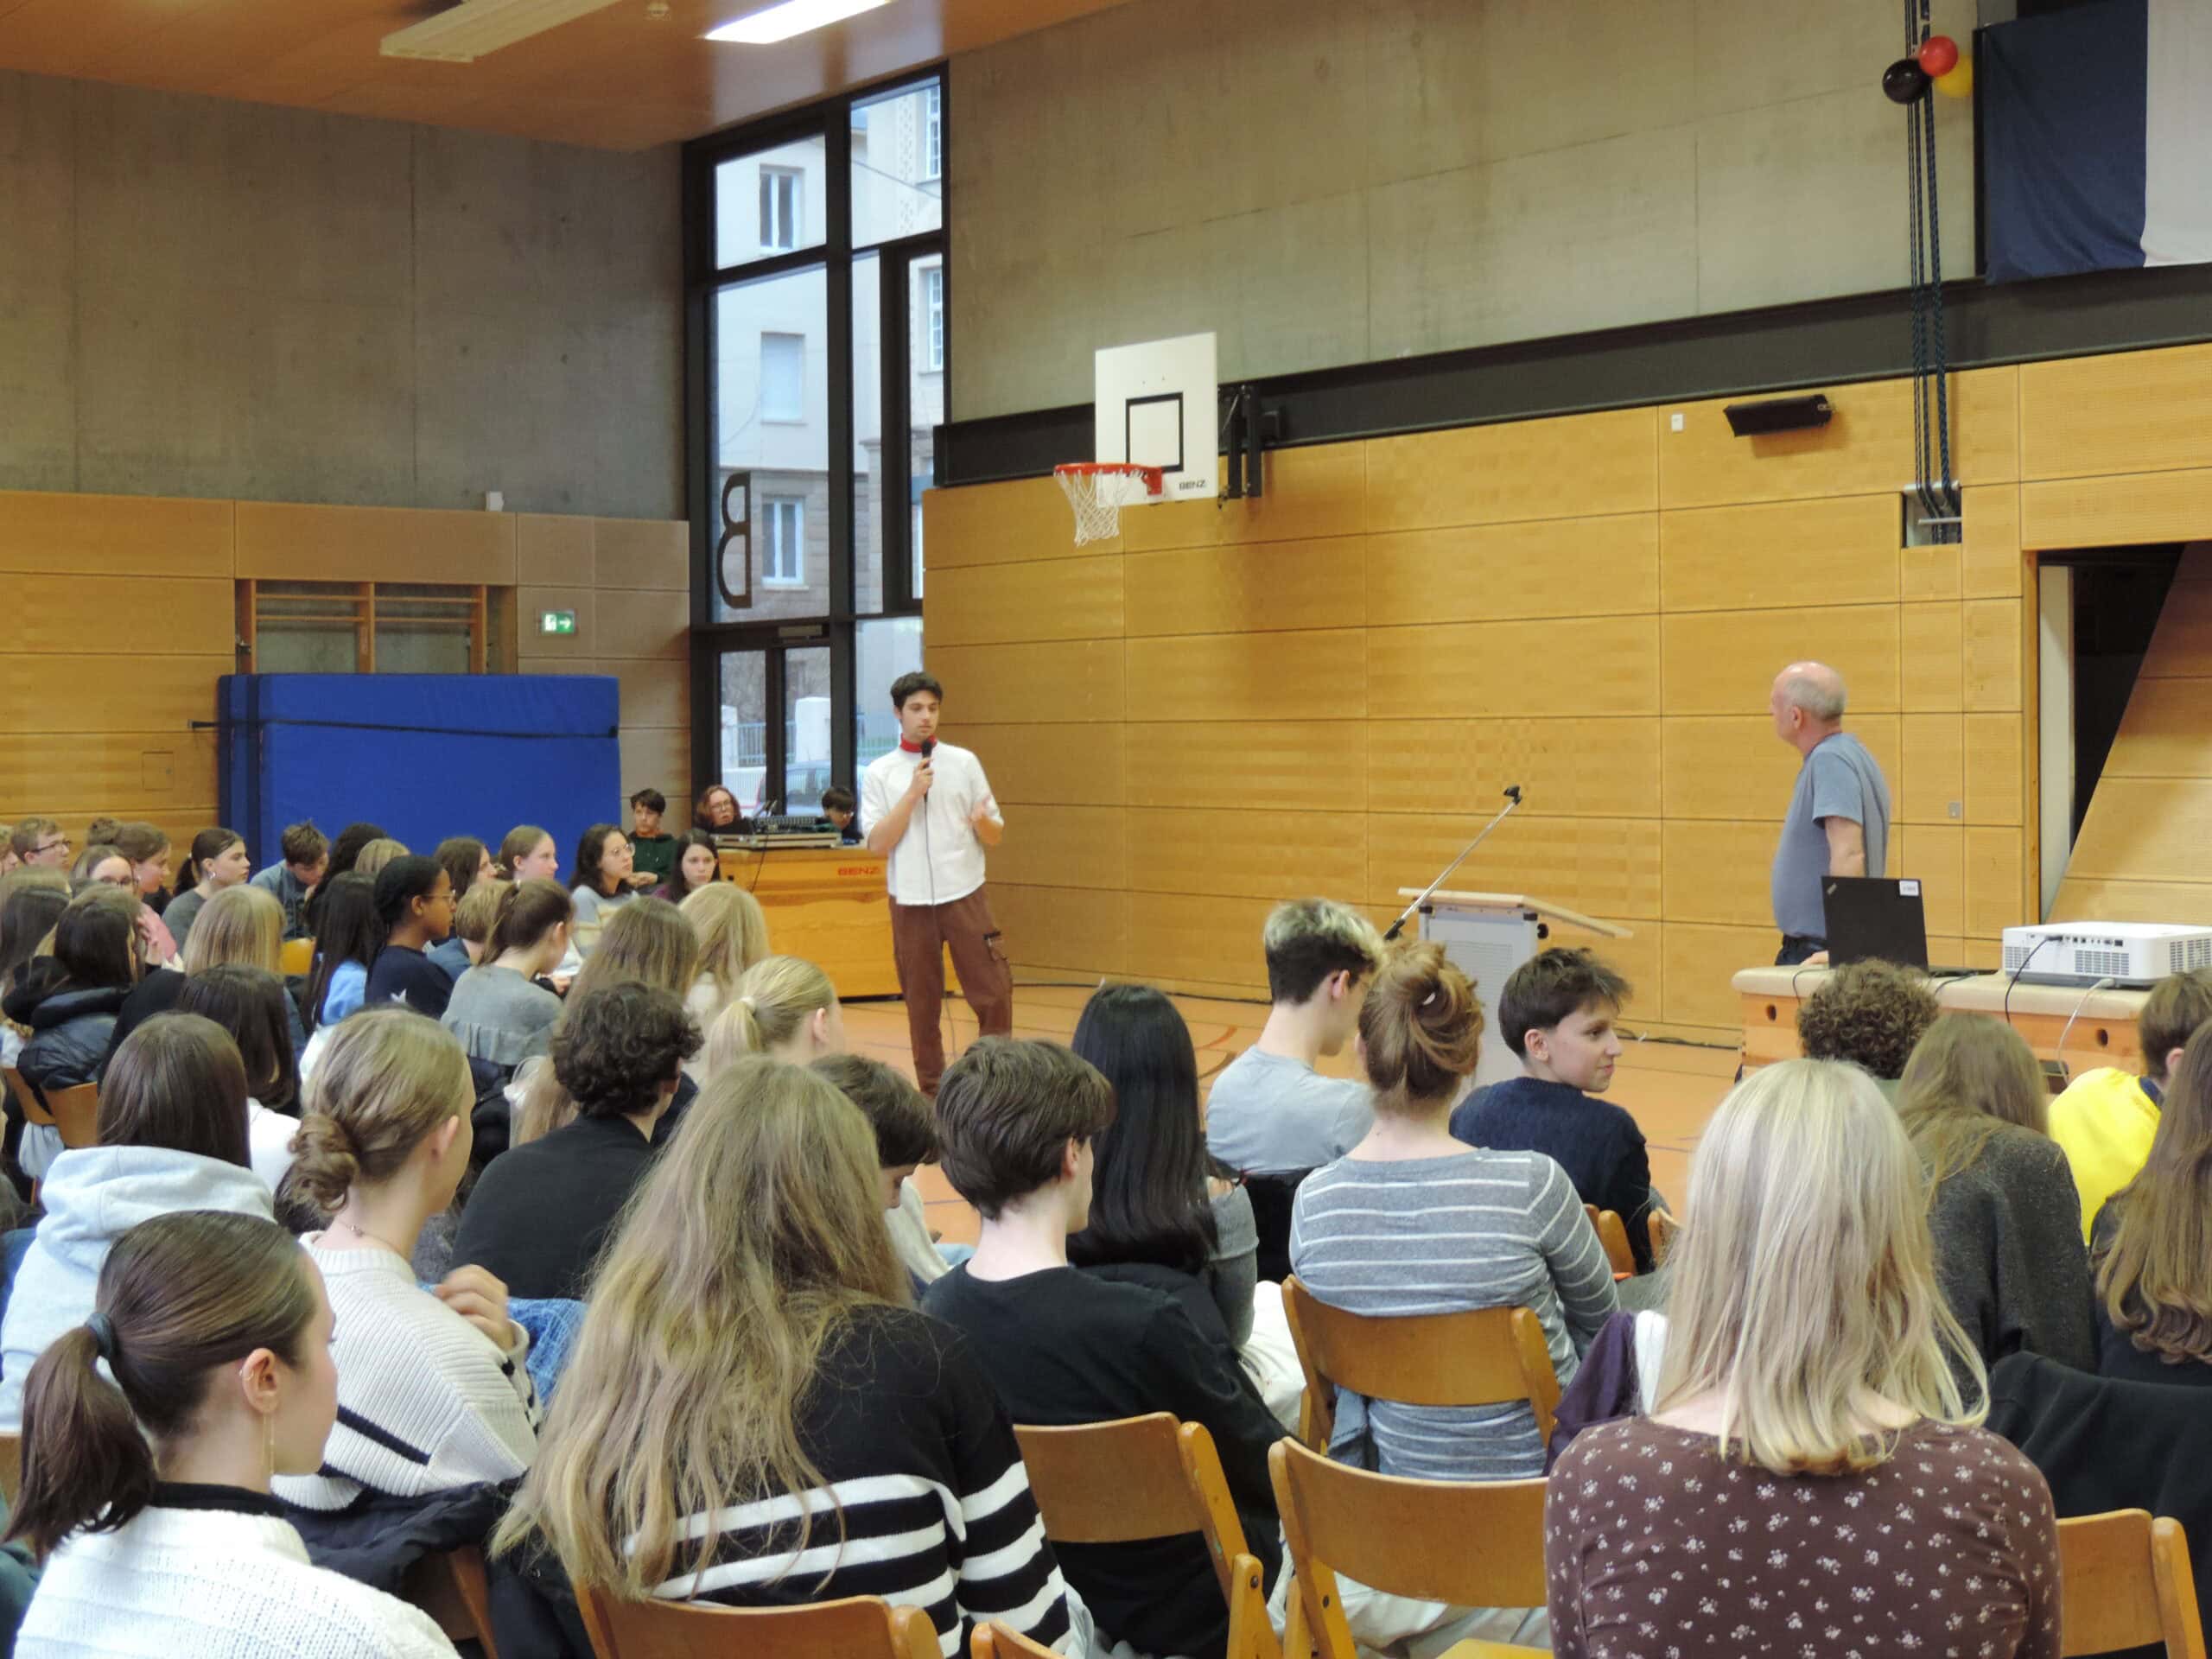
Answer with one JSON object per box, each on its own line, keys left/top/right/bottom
{"left": 1055, "top": 465, "right": 1161, "bottom": 546}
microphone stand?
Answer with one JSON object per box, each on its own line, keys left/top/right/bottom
{"left": 1381, "top": 785, "right": 1524, "bottom": 943}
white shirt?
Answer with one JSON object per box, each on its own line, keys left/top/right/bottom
{"left": 861, "top": 741, "right": 1001, "bottom": 907}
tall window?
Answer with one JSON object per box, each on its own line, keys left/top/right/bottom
{"left": 760, "top": 167, "right": 802, "bottom": 251}
{"left": 923, "top": 85, "right": 943, "bottom": 181}
{"left": 922, "top": 265, "right": 944, "bottom": 372}
{"left": 760, "top": 333, "right": 805, "bottom": 422}
{"left": 762, "top": 498, "right": 805, "bottom": 586}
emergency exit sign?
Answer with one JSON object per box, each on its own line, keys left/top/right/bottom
{"left": 539, "top": 610, "right": 577, "bottom": 636}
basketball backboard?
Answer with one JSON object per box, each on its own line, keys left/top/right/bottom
{"left": 1095, "top": 332, "right": 1217, "bottom": 504}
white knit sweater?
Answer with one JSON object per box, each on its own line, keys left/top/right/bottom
{"left": 17, "top": 1493, "right": 458, "bottom": 1657}
{"left": 273, "top": 1237, "right": 540, "bottom": 1511}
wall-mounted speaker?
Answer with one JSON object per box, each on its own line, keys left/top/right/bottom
{"left": 1723, "top": 393, "right": 1833, "bottom": 437}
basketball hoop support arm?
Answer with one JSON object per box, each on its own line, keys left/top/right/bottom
{"left": 1381, "top": 785, "right": 1524, "bottom": 943}
{"left": 1224, "top": 384, "right": 1278, "bottom": 500}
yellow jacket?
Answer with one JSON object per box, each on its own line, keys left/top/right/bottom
{"left": 2047, "top": 1066, "right": 2161, "bottom": 1243}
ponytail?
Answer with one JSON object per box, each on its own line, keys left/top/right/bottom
{"left": 178, "top": 827, "right": 244, "bottom": 893}
{"left": 1357, "top": 941, "right": 1484, "bottom": 1109}
{"left": 704, "top": 956, "right": 835, "bottom": 1074}
{"left": 10, "top": 1324, "right": 151, "bottom": 1559}
{"left": 290, "top": 1006, "right": 471, "bottom": 1210}
{"left": 486, "top": 878, "right": 573, "bottom": 961}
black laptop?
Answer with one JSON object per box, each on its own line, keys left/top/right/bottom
{"left": 1821, "top": 877, "right": 1977, "bottom": 977}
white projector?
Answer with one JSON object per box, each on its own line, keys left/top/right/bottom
{"left": 2000, "top": 922, "right": 2212, "bottom": 988}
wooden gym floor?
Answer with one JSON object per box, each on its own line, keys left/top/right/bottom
{"left": 842, "top": 986, "right": 1741, "bottom": 1247}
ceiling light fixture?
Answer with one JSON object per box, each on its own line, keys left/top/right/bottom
{"left": 382, "top": 0, "right": 626, "bottom": 63}
{"left": 705, "top": 0, "right": 893, "bottom": 46}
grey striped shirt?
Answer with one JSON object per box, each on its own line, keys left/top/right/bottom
{"left": 1289, "top": 1148, "right": 1618, "bottom": 1480}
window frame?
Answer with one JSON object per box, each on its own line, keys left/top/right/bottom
{"left": 923, "top": 84, "right": 943, "bottom": 182}
{"left": 759, "top": 164, "right": 803, "bottom": 253}
{"left": 921, "top": 264, "right": 945, "bottom": 373}
{"left": 760, "top": 496, "right": 807, "bottom": 587}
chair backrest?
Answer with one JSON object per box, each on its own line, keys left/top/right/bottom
{"left": 3, "top": 1070, "right": 98, "bottom": 1149}
{"left": 2, "top": 1070, "right": 49, "bottom": 1128}
{"left": 575, "top": 1586, "right": 943, "bottom": 1659}
{"left": 2059, "top": 1509, "right": 2208, "bottom": 1658}
{"left": 281, "top": 938, "right": 314, "bottom": 977}
{"left": 1014, "top": 1414, "right": 1253, "bottom": 1615}
{"left": 974, "top": 1551, "right": 1275, "bottom": 1659}
{"left": 1282, "top": 1275, "right": 1560, "bottom": 1452}
{"left": 1269, "top": 1437, "right": 1547, "bottom": 1659}
{"left": 1584, "top": 1204, "right": 1635, "bottom": 1277}
{"left": 400, "top": 1544, "right": 500, "bottom": 1658}
{"left": 0, "top": 1433, "right": 19, "bottom": 1508}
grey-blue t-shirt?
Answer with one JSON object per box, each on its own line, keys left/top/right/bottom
{"left": 1204, "top": 1046, "right": 1374, "bottom": 1175}
{"left": 1770, "top": 730, "right": 1891, "bottom": 939}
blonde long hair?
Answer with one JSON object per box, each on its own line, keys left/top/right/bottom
{"left": 180, "top": 883, "right": 283, "bottom": 976}
{"left": 681, "top": 884, "right": 770, "bottom": 1020}
{"left": 1895, "top": 1015, "right": 2048, "bottom": 1188}
{"left": 1654, "top": 1058, "right": 1981, "bottom": 1473}
{"left": 705, "top": 956, "right": 836, "bottom": 1073}
{"left": 492, "top": 1058, "right": 906, "bottom": 1593}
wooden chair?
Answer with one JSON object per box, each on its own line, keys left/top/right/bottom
{"left": 973, "top": 1550, "right": 1275, "bottom": 1659}
{"left": 575, "top": 1586, "right": 942, "bottom": 1659}
{"left": 0, "top": 1433, "right": 19, "bottom": 1508}
{"left": 2058, "top": 1509, "right": 2207, "bottom": 1658}
{"left": 2, "top": 1068, "right": 99, "bottom": 1149}
{"left": 1014, "top": 1414, "right": 1278, "bottom": 1657}
{"left": 281, "top": 938, "right": 315, "bottom": 977}
{"left": 401, "top": 1544, "right": 500, "bottom": 1657}
{"left": 1269, "top": 1438, "right": 1547, "bottom": 1659}
{"left": 1583, "top": 1204, "right": 1635, "bottom": 1277}
{"left": 1282, "top": 1276, "right": 1560, "bottom": 1454}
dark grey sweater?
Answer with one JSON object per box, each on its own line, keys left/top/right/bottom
{"left": 1925, "top": 1122, "right": 2095, "bottom": 1382}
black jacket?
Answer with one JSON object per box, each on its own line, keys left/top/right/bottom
{"left": 451, "top": 1113, "right": 659, "bottom": 1300}
{"left": 280, "top": 1478, "right": 512, "bottom": 1595}
{"left": 7, "top": 982, "right": 132, "bottom": 1095}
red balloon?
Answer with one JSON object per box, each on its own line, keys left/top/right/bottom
{"left": 1918, "top": 35, "right": 1960, "bottom": 77}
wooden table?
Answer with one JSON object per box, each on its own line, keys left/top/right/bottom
{"left": 721, "top": 845, "right": 902, "bottom": 999}
{"left": 1734, "top": 965, "right": 2148, "bottom": 1077}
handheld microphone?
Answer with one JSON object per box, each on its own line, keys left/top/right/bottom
{"left": 919, "top": 739, "right": 936, "bottom": 760}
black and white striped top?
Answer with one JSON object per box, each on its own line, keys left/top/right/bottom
{"left": 645, "top": 1306, "right": 1079, "bottom": 1658}
{"left": 1291, "top": 1147, "right": 1618, "bottom": 1480}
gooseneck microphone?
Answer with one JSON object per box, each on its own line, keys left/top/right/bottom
{"left": 1381, "top": 785, "right": 1526, "bottom": 943}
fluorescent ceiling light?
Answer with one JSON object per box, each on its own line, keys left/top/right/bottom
{"left": 706, "top": 0, "right": 893, "bottom": 46}
{"left": 382, "top": 0, "right": 625, "bottom": 63}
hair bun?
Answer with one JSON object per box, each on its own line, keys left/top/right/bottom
{"left": 287, "top": 1113, "right": 360, "bottom": 1211}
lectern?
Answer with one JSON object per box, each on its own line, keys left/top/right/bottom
{"left": 1401, "top": 889, "right": 1636, "bottom": 1089}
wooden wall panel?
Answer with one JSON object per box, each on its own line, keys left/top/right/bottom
{"left": 517, "top": 514, "right": 596, "bottom": 586}
{"left": 1898, "top": 713, "right": 1963, "bottom": 825}
{"left": 923, "top": 477, "right": 1098, "bottom": 567}
{"left": 1367, "top": 409, "right": 1656, "bottom": 531}
{"left": 1369, "top": 616, "right": 1657, "bottom": 719}
{"left": 990, "top": 884, "right": 1131, "bottom": 976}
{"left": 1125, "top": 539, "right": 1364, "bottom": 637}
{"left": 1129, "top": 809, "right": 1366, "bottom": 902}
{"left": 2063, "top": 778, "right": 2212, "bottom": 882}
{"left": 1894, "top": 823, "right": 1966, "bottom": 938}
{"left": 617, "top": 726, "right": 688, "bottom": 810}
{"left": 0, "top": 733, "right": 220, "bottom": 816}
{"left": 1664, "top": 922, "right": 1779, "bottom": 1028}
{"left": 1963, "top": 824, "right": 2026, "bottom": 940}
{"left": 984, "top": 805, "right": 1127, "bottom": 892}
{"left": 1962, "top": 598, "right": 2024, "bottom": 711}
{"left": 2023, "top": 469, "right": 2212, "bottom": 550}
{"left": 8, "top": 575, "right": 232, "bottom": 656}
{"left": 1368, "top": 516, "right": 1657, "bottom": 626}
{"left": 0, "top": 491, "right": 233, "bottom": 576}
{"left": 1662, "top": 820, "right": 1784, "bottom": 926}
{"left": 1119, "top": 448, "right": 1370, "bottom": 551}
{"left": 1367, "top": 718, "right": 1662, "bottom": 819}
{"left": 2049, "top": 877, "right": 2212, "bottom": 927}
{"left": 1962, "top": 713, "right": 2024, "bottom": 824}
{"left": 1953, "top": 367, "right": 2023, "bottom": 486}
{"left": 1126, "top": 721, "right": 1364, "bottom": 811}
{"left": 607, "top": 658, "right": 688, "bottom": 734}
{"left": 1961, "top": 484, "right": 2024, "bottom": 599}
{"left": 234, "top": 501, "right": 518, "bottom": 584}
{"left": 929, "top": 639, "right": 1126, "bottom": 724}
{"left": 927, "top": 555, "right": 1123, "bottom": 646}
{"left": 594, "top": 518, "right": 689, "bottom": 590}
{"left": 2142, "top": 577, "right": 2212, "bottom": 672}
{"left": 1368, "top": 814, "right": 1662, "bottom": 921}
{"left": 2020, "top": 342, "right": 2212, "bottom": 480}
{"left": 3, "top": 654, "right": 232, "bottom": 731}
{"left": 957, "top": 723, "right": 1128, "bottom": 805}
{"left": 1661, "top": 496, "right": 1899, "bottom": 612}
{"left": 594, "top": 588, "right": 687, "bottom": 662}
{"left": 517, "top": 587, "right": 598, "bottom": 658}
{"left": 1125, "top": 631, "right": 1365, "bottom": 722}
{"left": 1660, "top": 715, "right": 1903, "bottom": 821}
{"left": 2096, "top": 677, "right": 2212, "bottom": 778}
{"left": 1900, "top": 602, "right": 1964, "bottom": 709}
{"left": 1660, "top": 606, "right": 1901, "bottom": 715}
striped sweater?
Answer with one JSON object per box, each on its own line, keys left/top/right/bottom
{"left": 645, "top": 1306, "right": 1081, "bottom": 1658}
{"left": 274, "top": 1239, "right": 541, "bottom": 1511}
{"left": 1290, "top": 1147, "right": 1618, "bottom": 1480}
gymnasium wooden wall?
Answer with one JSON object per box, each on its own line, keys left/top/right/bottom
{"left": 0, "top": 491, "right": 689, "bottom": 864}
{"left": 923, "top": 365, "right": 2040, "bottom": 1043}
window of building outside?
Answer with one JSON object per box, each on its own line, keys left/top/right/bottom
{"left": 691, "top": 71, "right": 942, "bottom": 806}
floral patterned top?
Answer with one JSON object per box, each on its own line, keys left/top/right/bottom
{"left": 1546, "top": 1416, "right": 2061, "bottom": 1659}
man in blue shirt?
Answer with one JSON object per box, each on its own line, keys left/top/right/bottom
{"left": 1768, "top": 660, "right": 1891, "bottom": 966}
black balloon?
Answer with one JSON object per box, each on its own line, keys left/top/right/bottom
{"left": 1883, "top": 57, "right": 1931, "bottom": 103}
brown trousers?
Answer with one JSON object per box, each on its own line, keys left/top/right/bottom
{"left": 888, "top": 885, "right": 1014, "bottom": 1095}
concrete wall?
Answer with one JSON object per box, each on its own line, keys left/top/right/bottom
{"left": 0, "top": 71, "right": 681, "bottom": 519}
{"left": 949, "top": 0, "right": 1976, "bottom": 421}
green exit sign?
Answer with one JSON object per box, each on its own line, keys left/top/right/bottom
{"left": 538, "top": 610, "right": 577, "bottom": 636}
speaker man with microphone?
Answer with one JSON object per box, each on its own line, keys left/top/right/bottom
{"left": 861, "top": 670, "right": 1012, "bottom": 1095}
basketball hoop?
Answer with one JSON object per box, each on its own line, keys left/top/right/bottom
{"left": 1054, "top": 462, "right": 1165, "bottom": 546}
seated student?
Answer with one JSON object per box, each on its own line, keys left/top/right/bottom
{"left": 702, "top": 955, "right": 844, "bottom": 1072}
{"left": 8, "top": 1210, "right": 458, "bottom": 1657}
{"left": 1896, "top": 1015, "right": 2094, "bottom": 1379}
{"left": 303, "top": 873, "right": 381, "bottom": 1030}
{"left": 1546, "top": 1059, "right": 2060, "bottom": 1659}
{"left": 1071, "top": 983, "right": 1258, "bottom": 1347}
{"left": 495, "top": 824, "right": 561, "bottom": 885}
{"left": 691, "top": 783, "right": 742, "bottom": 834}
{"left": 924, "top": 1037, "right": 1281, "bottom": 1659}
{"left": 277, "top": 1007, "right": 539, "bottom": 1514}
{"left": 1205, "top": 898, "right": 1382, "bottom": 1186}
{"left": 625, "top": 789, "right": 677, "bottom": 889}
{"left": 678, "top": 880, "right": 767, "bottom": 1036}
{"left": 353, "top": 837, "right": 410, "bottom": 882}
{"left": 2090, "top": 1023, "right": 2212, "bottom": 1387}
{"left": 174, "top": 963, "right": 306, "bottom": 1194}
{"left": 566, "top": 823, "right": 636, "bottom": 956}
{"left": 249, "top": 819, "right": 328, "bottom": 942}
{"left": 301, "top": 822, "right": 388, "bottom": 938}
{"left": 4, "top": 885, "right": 144, "bottom": 1185}
{"left": 811, "top": 1052, "right": 946, "bottom": 1294}
{"left": 1294, "top": 944, "right": 1617, "bottom": 1480}
{"left": 442, "top": 879, "right": 570, "bottom": 1073}
{"left": 0, "top": 869, "right": 68, "bottom": 1013}
{"left": 429, "top": 872, "right": 502, "bottom": 983}
{"left": 492, "top": 1057, "right": 1082, "bottom": 1657}
{"left": 105, "top": 884, "right": 303, "bottom": 1068}
{"left": 363, "top": 856, "right": 458, "bottom": 1019}
{"left": 656, "top": 830, "right": 722, "bottom": 904}
{"left": 1, "top": 1014, "right": 274, "bottom": 1431}
{"left": 68, "top": 842, "right": 131, "bottom": 890}
{"left": 2050, "top": 966, "right": 2212, "bottom": 1243}
{"left": 821, "top": 784, "right": 862, "bottom": 844}
{"left": 161, "top": 827, "right": 252, "bottom": 955}
{"left": 9, "top": 819, "right": 68, "bottom": 872}
{"left": 1449, "top": 948, "right": 1664, "bottom": 1272}
{"left": 1793, "top": 958, "right": 1939, "bottom": 1099}
{"left": 435, "top": 836, "right": 495, "bottom": 906}
{"left": 452, "top": 983, "right": 698, "bottom": 1302}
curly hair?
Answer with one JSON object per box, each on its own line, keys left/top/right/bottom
{"left": 1796, "top": 960, "right": 1940, "bottom": 1083}
{"left": 551, "top": 982, "right": 702, "bottom": 1120}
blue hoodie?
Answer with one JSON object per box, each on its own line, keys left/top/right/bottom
{"left": 0, "top": 1147, "right": 273, "bottom": 1429}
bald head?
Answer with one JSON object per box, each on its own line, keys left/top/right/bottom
{"left": 1771, "top": 661, "right": 1847, "bottom": 751}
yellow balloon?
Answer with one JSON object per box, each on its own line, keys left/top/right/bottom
{"left": 1936, "top": 60, "right": 1974, "bottom": 99}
